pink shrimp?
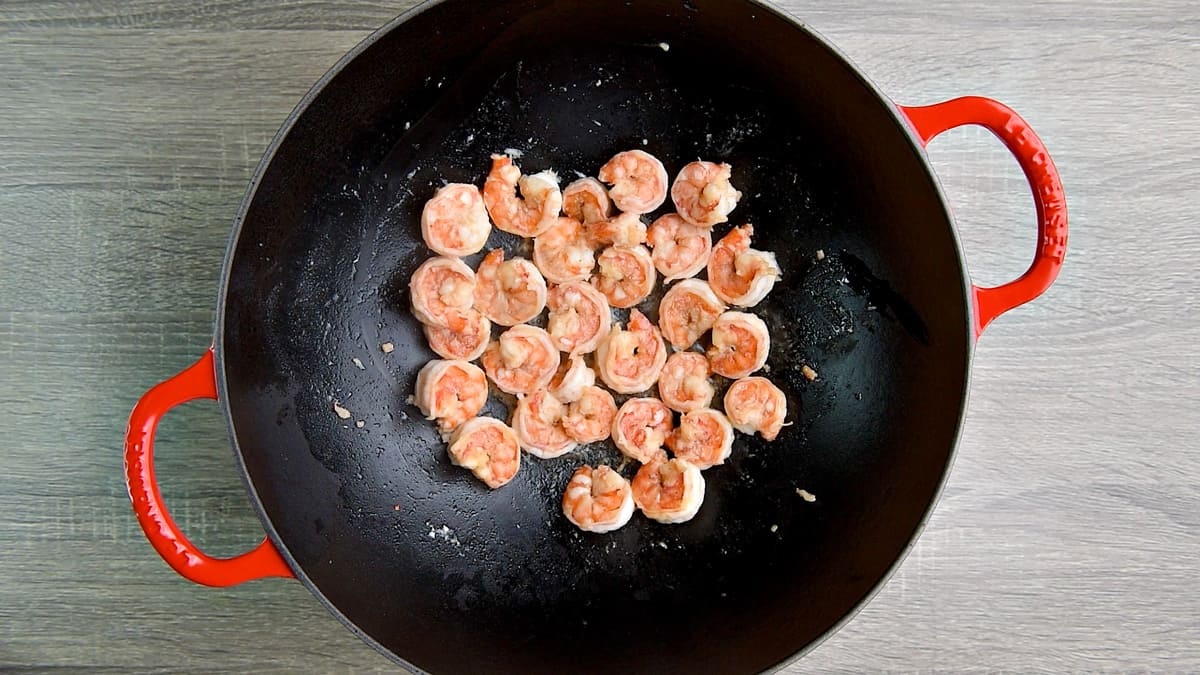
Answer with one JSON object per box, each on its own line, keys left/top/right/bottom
{"left": 595, "top": 309, "right": 668, "bottom": 394}
{"left": 409, "top": 256, "right": 476, "bottom": 330}
{"left": 724, "top": 376, "right": 787, "bottom": 441}
{"left": 585, "top": 211, "right": 647, "bottom": 249}
{"left": 482, "top": 154, "right": 562, "bottom": 237}
{"left": 666, "top": 409, "right": 734, "bottom": 470}
{"left": 707, "top": 310, "right": 770, "bottom": 379}
{"left": 545, "top": 280, "right": 612, "bottom": 356}
{"left": 473, "top": 249, "right": 547, "bottom": 326}
{"left": 657, "top": 278, "right": 726, "bottom": 350}
{"left": 413, "top": 359, "right": 488, "bottom": 433}
{"left": 532, "top": 217, "right": 595, "bottom": 284}
{"left": 511, "top": 390, "right": 576, "bottom": 459}
{"left": 561, "top": 385, "right": 617, "bottom": 443}
{"left": 670, "top": 160, "right": 741, "bottom": 227}
{"left": 562, "top": 177, "right": 613, "bottom": 224}
{"left": 423, "top": 309, "right": 490, "bottom": 361}
{"left": 657, "top": 351, "right": 715, "bottom": 413}
{"left": 547, "top": 355, "right": 595, "bottom": 404}
{"left": 591, "top": 245, "right": 656, "bottom": 309}
{"left": 420, "top": 183, "right": 491, "bottom": 257}
{"left": 448, "top": 417, "right": 520, "bottom": 489}
{"left": 646, "top": 213, "right": 712, "bottom": 282}
{"left": 631, "top": 456, "right": 705, "bottom": 524}
{"left": 479, "top": 324, "right": 560, "bottom": 395}
{"left": 612, "top": 397, "right": 673, "bottom": 464}
{"left": 707, "top": 224, "right": 780, "bottom": 307}
{"left": 597, "top": 149, "right": 669, "bottom": 214}
{"left": 562, "top": 465, "right": 635, "bottom": 533}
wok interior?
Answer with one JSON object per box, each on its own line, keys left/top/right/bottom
{"left": 220, "top": 1, "right": 971, "bottom": 672}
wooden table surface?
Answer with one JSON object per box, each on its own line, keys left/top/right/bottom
{"left": 2, "top": 0, "right": 1197, "bottom": 671}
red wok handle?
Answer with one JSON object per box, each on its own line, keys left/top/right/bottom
{"left": 124, "top": 348, "right": 293, "bottom": 586}
{"left": 898, "top": 96, "right": 1068, "bottom": 338}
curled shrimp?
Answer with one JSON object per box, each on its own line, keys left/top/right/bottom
{"left": 413, "top": 359, "right": 488, "bottom": 433}
{"left": 533, "top": 217, "right": 595, "bottom": 284}
{"left": 592, "top": 244, "right": 656, "bottom": 309}
{"left": 546, "top": 280, "right": 611, "bottom": 356}
{"left": 631, "top": 456, "right": 705, "bottom": 524}
{"left": 482, "top": 154, "right": 562, "bottom": 237}
{"left": 561, "top": 385, "right": 617, "bottom": 443}
{"left": 666, "top": 409, "right": 734, "bottom": 470}
{"left": 646, "top": 213, "right": 712, "bottom": 282}
{"left": 448, "top": 417, "right": 520, "bottom": 489}
{"left": 612, "top": 397, "right": 673, "bottom": 464}
{"left": 658, "top": 351, "right": 714, "bottom": 413}
{"left": 724, "top": 376, "right": 787, "bottom": 441}
{"left": 547, "top": 355, "right": 595, "bottom": 404}
{"left": 657, "top": 278, "right": 726, "bottom": 350}
{"left": 670, "top": 160, "right": 741, "bottom": 227}
{"left": 562, "top": 177, "right": 613, "bottom": 224}
{"left": 423, "top": 309, "right": 490, "bottom": 361}
{"left": 473, "top": 249, "right": 547, "bottom": 326}
{"left": 595, "top": 309, "right": 668, "bottom": 394}
{"left": 512, "top": 390, "right": 576, "bottom": 459}
{"left": 562, "top": 465, "right": 635, "bottom": 533}
{"left": 409, "top": 256, "right": 476, "bottom": 330}
{"left": 707, "top": 224, "right": 780, "bottom": 307}
{"left": 707, "top": 310, "right": 770, "bottom": 379}
{"left": 421, "top": 183, "right": 491, "bottom": 257}
{"left": 585, "top": 211, "right": 647, "bottom": 249}
{"left": 597, "top": 149, "right": 669, "bottom": 214}
{"left": 480, "top": 324, "right": 560, "bottom": 395}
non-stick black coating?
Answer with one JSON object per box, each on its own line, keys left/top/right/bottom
{"left": 218, "top": 1, "right": 972, "bottom": 672}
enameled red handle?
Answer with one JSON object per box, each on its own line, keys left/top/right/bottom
{"left": 124, "top": 349, "right": 294, "bottom": 586}
{"left": 899, "top": 96, "right": 1067, "bottom": 338}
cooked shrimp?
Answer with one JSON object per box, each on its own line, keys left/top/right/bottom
{"left": 646, "top": 213, "right": 712, "bottom": 282}
{"left": 612, "top": 397, "right": 673, "bottom": 464}
{"left": 413, "top": 359, "right": 488, "bottom": 433}
{"left": 658, "top": 351, "right": 714, "bottom": 413}
{"left": 562, "top": 465, "right": 635, "bottom": 533}
{"left": 448, "top": 417, "right": 520, "bottom": 489}
{"left": 707, "top": 224, "right": 781, "bottom": 307}
{"left": 533, "top": 217, "right": 595, "bottom": 284}
{"left": 421, "top": 183, "right": 491, "bottom": 257}
{"left": 631, "top": 456, "right": 705, "bottom": 524}
{"left": 547, "top": 355, "right": 595, "bottom": 403}
{"left": 545, "top": 280, "right": 611, "bottom": 356}
{"left": 707, "top": 311, "right": 770, "bottom": 379}
{"left": 409, "top": 256, "right": 476, "bottom": 330}
{"left": 482, "top": 154, "right": 562, "bottom": 237}
{"left": 512, "top": 390, "right": 576, "bottom": 459}
{"left": 423, "top": 309, "right": 490, "bottom": 361}
{"left": 595, "top": 309, "right": 668, "bottom": 394}
{"left": 666, "top": 409, "right": 734, "bottom": 470}
{"left": 585, "top": 211, "right": 647, "bottom": 248}
{"left": 473, "top": 249, "right": 547, "bottom": 326}
{"left": 592, "top": 245, "right": 656, "bottom": 309}
{"left": 724, "top": 376, "right": 787, "bottom": 441}
{"left": 670, "top": 160, "right": 741, "bottom": 227}
{"left": 597, "top": 149, "right": 669, "bottom": 214}
{"left": 562, "top": 177, "right": 613, "bottom": 224}
{"left": 657, "top": 279, "right": 726, "bottom": 350}
{"left": 480, "top": 324, "right": 560, "bottom": 395}
{"left": 561, "top": 385, "right": 617, "bottom": 443}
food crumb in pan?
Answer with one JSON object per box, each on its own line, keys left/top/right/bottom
{"left": 332, "top": 401, "right": 352, "bottom": 419}
{"left": 593, "top": 119, "right": 602, "bottom": 127}
{"left": 404, "top": 121, "right": 411, "bottom": 130}
{"left": 381, "top": 342, "right": 395, "bottom": 353}
{"left": 642, "top": 138, "right": 648, "bottom": 146}
{"left": 659, "top": 41, "right": 670, "bottom": 52}
{"left": 801, "top": 365, "right": 818, "bottom": 381}
{"left": 658, "top": 541, "right": 668, "bottom": 549}
{"left": 393, "top": 505, "right": 400, "bottom": 511}
{"left": 427, "top": 524, "right": 460, "bottom": 546}
{"left": 356, "top": 420, "right": 365, "bottom": 428}
{"left": 796, "top": 489, "right": 817, "bottom": 503}
{"left": 815, "top": 249, "right": 825, "bottom": 261}
{"left": 504, "top": 148, "right": 524, "bottom": 158}
{"left": 770, "top": 524, "right": 778, "bottom": 533}
{"left": 352, "top": 357, "right": 365, "bottom": 370}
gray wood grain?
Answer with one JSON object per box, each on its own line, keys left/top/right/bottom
{"left": 1, "top": 0, "right": 1197, "bottom": 671}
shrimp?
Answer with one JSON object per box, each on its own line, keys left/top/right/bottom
{"left": 670, "top": 160, "right": 741, "bottom": 227}
{"left": 585, "top": 211, "right": 647, "bottom": 249}
{"left": 562, "top": 177, "right": 613, "bottom": 224}
{"left": 480, "top": 324, "right": 560, "bottom": 395}
{"left": 658, "top": 351, "right": 714, "bottom": 413}
{"left": 482, "top": 153, "right": 562, "bottom": 237}
{"left": 413, "top": 359, "right": 488, "bottom": 433}
{"left": 707, "top": 311, "right": 770, "bottom": 379}
{"left": 533, "top": 217, "right": 595, "bottom": 284}
{"left": 724, "top": 376, "right": 787, "bottom": 441}
{"left": 409, "top": 256, "right": 476, "bottom": 330}
{"left": 646, "top": 213, "right": 712, "bottom": 282}
{"left": 547, "top": 354, "right": 595, "bottom": 403}
{"left": 423, "top": 309, "right": 490, "bottom": 361}
{"left": 595, "top": 309, "right": 668, "bottom": 394}
{"left": 420, "top": 183, "right": 491, "bottom": 257}
{"left": 657, "top": 278, "right": 726, "bottom": 350}
{"left": 561, "top": 385, "right": 617, "bottom": 443}
{"left": 562, "top": 465, "right": 635, "bottom": 533}
{"left": 473, "top": 249, "right": 547, "bottom": 326}
{"left": 512, "top": 390, "right": 576, "bottom": 459}
{"left": 631, "top": 456, "right": 706, "bottom": 524}
{"left": 591, "top": 244, "right": 656, "bottom": 309}
{"left": 707, "top": 224, "right": 781, "bottom": 307}
{"left": 545, "top": 280, "right": 612, "bottom": 356}
{"left": 597, "top": 149, "right": 669, "bottom": 214}
{"left": 612, "top": 397, "right": 673, "bottom": 464}
{"left": 448, "top": 417, "right": 520, "bottom": 489}
{"left": 666, "top": 409, "right": 734, "bottom": 470}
